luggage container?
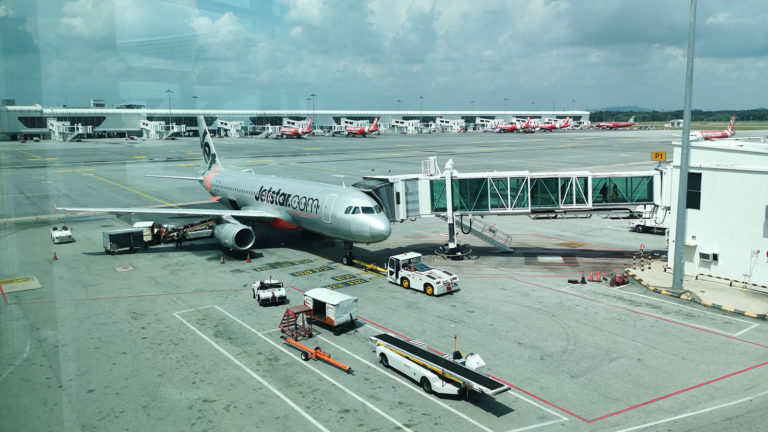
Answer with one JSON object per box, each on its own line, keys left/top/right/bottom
{"left": 303, "top": 288, "right": 358, "bottom": 335}
{"left": 102, "top": 228, "right": 144, "bottom": 255}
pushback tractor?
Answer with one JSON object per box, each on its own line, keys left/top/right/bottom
{"left": 386, "top": 252, "right": 459, "bottom": 296}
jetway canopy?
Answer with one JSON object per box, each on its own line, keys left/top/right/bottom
{"left": 360, "top": 159, "right": 668, "bottom": 221}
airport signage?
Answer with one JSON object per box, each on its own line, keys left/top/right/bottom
{"left": 652, "top": 152, "right": 666, "bottom": 161}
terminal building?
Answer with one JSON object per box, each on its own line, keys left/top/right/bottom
{"left": 667, "top": 136, "right": 768, "bottom": 286}
{"left": 0, "top": 100, "right": 590, "bottom": 141}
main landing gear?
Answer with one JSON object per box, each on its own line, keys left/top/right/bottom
{"left": 341, "top": 241, "right": 354, "bottom": 266}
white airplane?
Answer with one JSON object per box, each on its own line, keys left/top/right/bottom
{"left": 58, "top": 117, "right": 391, "bottom": 263}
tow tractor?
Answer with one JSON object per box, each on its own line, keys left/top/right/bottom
{"left": 252, "top": 278, "right": 287, "bottom": 306}
{"left": 370, "top": 333, "right": 509, "bottom": 398}
{"left": 386, "top": 252, "right": 459, "bottom": 296}
{"left": 51, "top": 226, "right": 74, "bottom": 244}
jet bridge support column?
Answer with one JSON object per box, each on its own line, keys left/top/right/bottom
{"left": 437, "top": 159, "right": 472, "bottom": 259}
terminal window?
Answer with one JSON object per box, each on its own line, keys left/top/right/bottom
{"left": 686, "top": 172, "right": 702, "bottom": 210}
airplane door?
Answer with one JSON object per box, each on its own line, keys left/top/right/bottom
{"left": 322, "top": 194, "right": 337, "bottom": 223}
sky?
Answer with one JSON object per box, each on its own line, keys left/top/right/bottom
{"left": 0, "top": 0, "right": 766, "bottom": 111}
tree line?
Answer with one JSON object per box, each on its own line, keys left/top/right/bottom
{"left": 591, "top": 109, "right": 768, "bottom": 122}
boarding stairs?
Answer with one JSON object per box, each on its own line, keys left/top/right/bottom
{"left": 437, "top": 214, "right": 514, "bottom": 253}
{"left": 279, "top": 305, "right": 313, "bottom": 340}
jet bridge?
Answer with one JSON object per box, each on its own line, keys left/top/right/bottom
{"left": 140, "top": 120, "right": 186, "bottom": 140}
{"left": 48, "top": 119, "right": 92, "bottom": 141}
{"left": 356, "top": 156, "right": 671, "bottom": 253}
{"left": 216, "top": 120, "right": 244, "bottom": 138}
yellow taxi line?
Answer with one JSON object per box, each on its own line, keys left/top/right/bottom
{"left": 85, "top": 174, "right": 181, "bottom": 208}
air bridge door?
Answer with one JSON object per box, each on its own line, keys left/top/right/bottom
{"left": 322, "top": 194, "right": 337, "bottom": 223}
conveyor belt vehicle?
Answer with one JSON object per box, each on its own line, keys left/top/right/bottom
{"left": 370, "top": 333, "right": 509, "bottom": 398}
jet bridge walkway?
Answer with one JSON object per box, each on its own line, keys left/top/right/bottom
{"left": 354, "top": 157, "right": 672, "bottom": 252}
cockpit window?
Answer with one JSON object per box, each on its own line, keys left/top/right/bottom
{"left": 361, "top": 206, "right": 374, "bottom": 214}
{"left": 352, "top": 207, "right": 361, "bottom": 214}
{"left": 344, "top": 206, "right": 353, "bottom": 214}
{"left": 374, "top": 205, "right": 382, "bottom": 213}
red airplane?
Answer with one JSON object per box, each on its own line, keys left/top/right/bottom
{"left": 538, "top": 116, "right": 570, "bottom": 132}
{"left": 345, "top": 117, "right": 379, "bottom": 137}
{"left": 596, "top": 115, "right": 635, "bottom": 130}
{"left": 279, "top": 117, "right": 312, "bottom": 138}
{"left": 494, "top": 117, "right": 526, "bottom": 133}
{"left": 696, "top": 114, "right": 736, "bottom": 140}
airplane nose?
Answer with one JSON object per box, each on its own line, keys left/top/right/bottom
{"left": 370, "top": 217, "right": 391, "bottom": 242}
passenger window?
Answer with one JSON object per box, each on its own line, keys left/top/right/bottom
{"left": 344, "top": 206, "right": 352, "bottom": 214}
{"left": 362, "top": 206, "right": 374, "bottom": 214}
{"left": 352, "top": 207, "right": 361, "bottom": 214}
{"left": 374, "top": 205, "right": 382, "bottom": 213}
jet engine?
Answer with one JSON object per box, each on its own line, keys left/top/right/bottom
{"left": 213, "top": 221, "right": 256, "bottom": 251}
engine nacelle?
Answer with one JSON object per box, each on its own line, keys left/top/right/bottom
{"left": 213, "top": 222, "right": 255, "bottom": 251}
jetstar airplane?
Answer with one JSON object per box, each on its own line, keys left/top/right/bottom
{"left": 57, "top": 117, "right": 391, "bottom": 264}
{"left": 278, "top": 117, "right": 312, "bottom": 138}
{"left": 596, "top": 116, "right": 635, "bottom": 130}
{"left": 344, "top": 117, "right": 379, "bottom": 137}
{"left": 692, "top": 114, "right": 736, "bottom": 140}
{"left": 538, "top": 116, "right": 570, "bottom": 132}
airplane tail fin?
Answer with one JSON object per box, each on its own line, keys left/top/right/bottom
{"left": 563, "top": 116, "right": 570, "bottom": 127}
{"left": 628, "top": 116, "right": 636, "bottom": 123}
{"left": 198, "top": 116, "right": 222, "bottom": 171}
{"left": 304, "top": 117, "right": 312, "bottom": 133}
{"left": 372, "top": 116, "right": 379, "bottom": 129}
{"left": 727, "top": 114, "right": 736, "bottom": 132}
{"left": 524, "top": 116, "right": 530, "bottom": 127}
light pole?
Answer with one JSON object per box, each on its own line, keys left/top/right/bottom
{"left": 419, "top": 95, "right": 424, "bottom": 126}
{"left": 165, "top": 89, "right": 174, "bottom": 124}
{"left": 192, "top": 95, "right": 198, "bottom": 109}
{"left": 310, "top": 93, "right": 317, "bottom": 120}
{"left": 504, "top": 97, "right": 508, "bottom": 122}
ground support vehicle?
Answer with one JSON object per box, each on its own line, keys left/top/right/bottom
{"left": 303, "top": 288, "right": 358, "bottom": 335}
{"left": 102, "top": 228, "right": 144, "bottom": 254}
{"left": 252, "top": 278, "right": 287, "bottom": 306}
{"left": 386, "top": 252, "right": 459, "bottom": 296}
{"left": 51, "top": 226, "right": 74, "bottom": 244}
{"left": 281, "top": 336, "right": 354, "bottom": 374}
{"left": 629, "top": 204, "right": 669, "bottom": 234}
{"left": 370, "top": 333, "right": 509, "bottom": 398}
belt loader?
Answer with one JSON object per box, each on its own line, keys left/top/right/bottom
{"left": 370, "top": 333, "right": 509, "bottom": 398}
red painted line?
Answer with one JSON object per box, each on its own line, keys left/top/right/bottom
{"left": 487, "top": 373, "right": 591, "bottom": 422}
{"left": 357, "top": 316, "right": 411, "bottom": 340}
{"left": 586, "top": 360, "right": 768, "bottom": 423}
{"left": 287, "top": 285, "right": 306, "bottom": 293}
{"left": 512, "top": 277, "right": 768, "bottom": 349}
{"left": 14, "top": 287, "right": 250, "bottom": 305}
{"left": 0, "top": 284, "right": 7, "bottom": 305}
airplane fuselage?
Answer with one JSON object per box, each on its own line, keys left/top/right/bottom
{"left": 202, "top": 168, "right": 391, "bottom": 243}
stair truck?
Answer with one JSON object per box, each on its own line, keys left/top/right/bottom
{"left": 370, "top": 333, "right": 509, "bottom": 398}
{"left": 386, "top": 252, "right": 459, "bottom": 296}
{"left": 303, "top": 288, "right": 358, "bottom": 335}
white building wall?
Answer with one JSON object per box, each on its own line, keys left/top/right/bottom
{"left": 667, "top": 139, "right": 768, "bottom": 284}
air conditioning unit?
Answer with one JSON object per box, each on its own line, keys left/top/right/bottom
{"left": 699, "top": 252, "right": 719, "bottom": 262}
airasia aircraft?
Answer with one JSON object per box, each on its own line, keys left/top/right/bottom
{"left": 596, "top": 115, "right": 635, "bottom": 130}
{"left": 538, "top": 116, "right": 570, "bottom": 132}
{"left": 695, "top": 114, "right": 736, "bottom": 140}
{"left": 345, "top": 117, "right": 379, "bottom": 137}
{"left": 494, "top": 117, "right": 526, "bottom": 133}
{"left": 279, "top": 117, "right": 312, "bottom": 138}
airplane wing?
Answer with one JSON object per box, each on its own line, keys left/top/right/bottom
{"left": 56, "top": 206, "right": 276, "bottom": 220}
{"left": 145, "top": 175, "right": 204, "bottom": 181}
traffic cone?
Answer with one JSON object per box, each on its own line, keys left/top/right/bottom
{"left": 246, "top": 253, "right": 251, "bottom": 263}
{"left": 589, "top": 270, "right": 594, "bottom": 282}
{"left": 597, "top": 271, "right": 601, "bottom": 282}
{"left": 220, "top": 255, "right": 225, "bottom": 264}
{"left": 52, "top": 252, "right": 57, "bottom": 261}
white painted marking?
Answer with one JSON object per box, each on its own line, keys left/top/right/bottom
{"left": 613, "top": 286, "right": 755, "bottom": 335}
{"left": 317, "top": 335, "right": 494, "bottom": 432}
{"left": 734, "top": 323, "right": 759, "bottom": 337}
{"left": 615, "top": 388, "right": 768, "bottom": 432}
{"left": 214, "top": 306, "right": 414, "bottom": 432}
{"left": 560, "top": 284, "right": 750, "bottom": 336}
{"left": 503, "top": 418, "right": 565, "bottom": 432}
{"left": 0, "top": 340, "right": 30, "bottom": 383}
{"left": 173, "top": 309, "right": 329, "bottom": 432}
